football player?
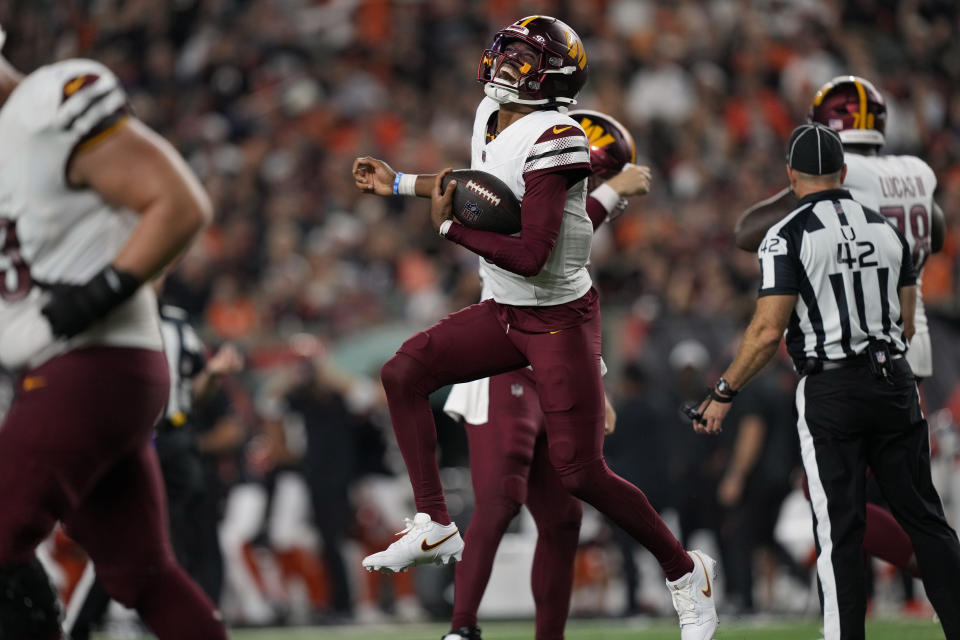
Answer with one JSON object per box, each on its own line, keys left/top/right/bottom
{"left": 0, "top": 26, "right": 227, "bottom": 640}
{"left": 353, "top": 16, "right": 718, "bottom": 640}
{"left": 439, "top": 111, "right": 648, "bottom": 640}
{"left": 733, "top": 76, "right": 944, "bottom": 594}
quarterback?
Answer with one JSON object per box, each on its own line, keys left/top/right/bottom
{"left": 353, "top": 16, "right": 718, "bottom": 640}
{"left": 0, "top": 26, "right": 227, "bottom": 640}
{"left": 440, "top": 110, "right": 649, "bottom": 640}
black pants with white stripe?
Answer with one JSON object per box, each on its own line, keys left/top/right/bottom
{"left": 797, "top": 358, "right": 960, "bottom": 640}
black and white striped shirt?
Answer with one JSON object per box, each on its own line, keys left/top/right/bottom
{"left": 158, "top": 305, "right": 206, "bottom": 424}
{"left": 757, "top": 188, "right": 916, "bottom": 363}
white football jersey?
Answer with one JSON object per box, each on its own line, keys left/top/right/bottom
{"left": 844, "top": 152, "right": 937, "bottom": 376}
{"left": 0, "top": 59, "right": 162, "bottom": 370}
{"left": 470, "top": 97, "right": 593, "bottom": 306}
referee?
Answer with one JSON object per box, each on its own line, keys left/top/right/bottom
{"left": 690, "top": 123, "right": 960, "bottom": 640}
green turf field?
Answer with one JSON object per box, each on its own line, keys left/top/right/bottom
{"left": 93, "top": 617, "right": 946, "bottom": 639}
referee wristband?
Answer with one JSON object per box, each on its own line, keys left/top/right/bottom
{"left": 393, "top": 172, "right": 418, "bottom": 197}
{"left": 438, "top": 219, "right": 454, "bottom": 237}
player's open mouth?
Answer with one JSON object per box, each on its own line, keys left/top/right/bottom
{"left": 496, "top": 65, "right": 520, "bottom": 84}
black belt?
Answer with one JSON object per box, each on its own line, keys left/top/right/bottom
{"left": 797, "top": 352, "right": 904, "bottom": 376}
{"left": 821, "top": 354, "right": 903, "bottom": 371}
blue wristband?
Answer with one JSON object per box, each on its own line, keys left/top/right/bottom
{"left": 393, "top": 172, "right": 403, "bottom": 196}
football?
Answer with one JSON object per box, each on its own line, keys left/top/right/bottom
{"left": 441, "top": 169, "right": 521, "bottom": 235}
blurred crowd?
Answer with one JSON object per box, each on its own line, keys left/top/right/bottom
{"left": 4, "top": 0, "right": 960, "bottom": 631}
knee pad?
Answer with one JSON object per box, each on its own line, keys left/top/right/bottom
{"left": 555, "top": 456, "right": 608, "bottom": 498}
{"left": 532, "top": 494, "right": 582, "bottom": 534}
{"left": 380, "top": 352, "right": 435, "bottom": 397}
{"left": 0, "top": 558, "right": 61, "bottom": 640}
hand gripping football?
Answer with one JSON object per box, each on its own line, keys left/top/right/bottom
{"left": 441, "top": 170, "right": 521, "bottom": 234}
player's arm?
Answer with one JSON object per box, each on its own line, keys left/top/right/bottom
{"left": 193, "top": 343, "right": 243, "bottom": 398}
{"left": 695, "top": 294, "right": 795, "bottom": 435}
{"left": 352, "top": 156, "right": 437, "bottom": 198}
{"left": 431, "top": 168, "right": 577, "bottom": 276}
{"left": 603, "top": 392, "right": 617, "bottom": 435}
{"left": 733, "top": 187, "right": 797, "bottom": 251}
{"left": 42, "top": 119, "right": 212, "bottom": 339}
{"left": 432, "top": 127, "right": 591, "bottom": 276}
{"left": 70, "top": 118, "right": 211, "bottom": 278}
{"left": 718, "top": 413, "right": 765, "bottom": 506}
{"left": 587, "top": 163, "right": 651, "bottom": 230}
{"left": 896, "top": 225, "right": 918, "bottom": 342}
{"left": 931, "top": 201, "right": 945, "bottom": 253}
{"left": 900, "top": 285, "right": 916, "bottom": 343}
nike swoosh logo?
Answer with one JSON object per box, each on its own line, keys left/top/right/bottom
{"left": 552, "top": 125, "right": 572, "bottom": 134}
{"left": 693, "top": 551, "right": 712, "bottom": 598}
{"left": 421, "top": 530, "right": 459, "bottom": 552}
{"left": 549, "top": 329, "right": 563, "bottom": 335}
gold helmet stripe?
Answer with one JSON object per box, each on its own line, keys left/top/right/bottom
{"left": 853, "top": 78, "right": 868, "bottom": 129}
{"left": 518, "top": 15, "right": 543, "bottom": 27}
{"left": 811, "top": 82, "right": 831, "bottom": 107}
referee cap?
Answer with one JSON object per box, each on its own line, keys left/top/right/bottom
{"left": 786, "top": 123, "right": 844, "bottom": 175}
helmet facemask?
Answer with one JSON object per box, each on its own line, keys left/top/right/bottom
{"left": 479, "top": 35, "right": 543, "bottom": 105}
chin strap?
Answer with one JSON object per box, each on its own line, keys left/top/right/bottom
{"left": 482, "top": 83, "right": 577, "bottom": 109}
{"left": 483, "top": 82, "right": 518, "bottom": 104}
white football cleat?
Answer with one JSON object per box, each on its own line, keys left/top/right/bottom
{"left": 362, "top": 513, "right": 464, "bottom": 574}
{"left": 667, "top": 550, "right": 719, "bottom": 640}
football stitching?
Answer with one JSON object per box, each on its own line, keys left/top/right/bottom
{"left": 465, "top": 180, "right": 501, "bottom": 207}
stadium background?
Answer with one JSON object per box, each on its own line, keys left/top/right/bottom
{"left": 1, "top": 0, "right": 959, "bottom": 638}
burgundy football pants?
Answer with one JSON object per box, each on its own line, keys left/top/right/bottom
{"left": 380, "top": 295, "right": 692, "bottom": 581}
{"left": 452, "top": 368, "right": 581, "bottom": 640}
{"left": 0, "top": 347, "right": 226, "bottom": 640}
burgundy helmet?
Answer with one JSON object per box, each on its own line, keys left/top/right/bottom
{"left": 808, "top": 75, "right": 886, "bottom": 147}
{"left": 478, "top": 15, "right": 588, "bottom": 107}
{"left": 568, "top": 109, "right": 636, "bottom": 187}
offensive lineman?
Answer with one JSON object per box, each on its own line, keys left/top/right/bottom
{"left": 734, "top": 76, "right": 945, "bottom": 580}
{"left": 0, "top": 27, "right": 228, "bottom": 640}
{"left": 353, "top": 16, "right": 718, "bottom": 640}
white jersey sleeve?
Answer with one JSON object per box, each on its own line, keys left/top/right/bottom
{"left": 843, "top": 153, "right": 937, "bottom": 376}
{"left": 0, "top": 59, "right": 161, "bottom": 370}
{"left": 468, "top": 98, "right": 594, "bottom": 306}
